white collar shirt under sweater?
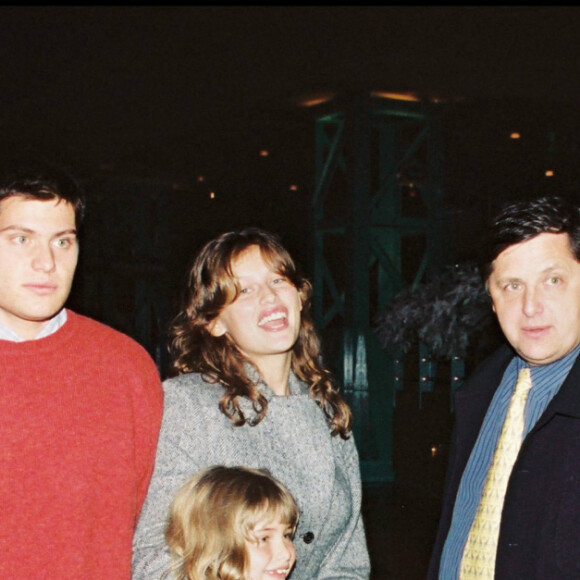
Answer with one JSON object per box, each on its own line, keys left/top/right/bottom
{"left": 0, "top": 308, "right": 66, "bottom": 341}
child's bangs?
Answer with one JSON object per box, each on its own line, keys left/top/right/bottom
{"left": 242, "top": 495, "right": 299, "bottom": 540}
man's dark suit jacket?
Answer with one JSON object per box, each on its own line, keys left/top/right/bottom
{"left": 428, "top": 344, "right": 580, "bottom": 579}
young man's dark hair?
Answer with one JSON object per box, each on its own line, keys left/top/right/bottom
{"left": 0, "top": 163, "right": 86, "bottom": 226}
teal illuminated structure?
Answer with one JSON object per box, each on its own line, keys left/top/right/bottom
{"left": 310, "top": 92, "right": 445, "bottom": 482}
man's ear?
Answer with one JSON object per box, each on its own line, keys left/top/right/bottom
{"left": 207, "top": 317, "right": 227, "bottom": 337}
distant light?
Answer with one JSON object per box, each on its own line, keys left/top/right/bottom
{"left": 197, "top": 175, "right": 205, "bottom": 182}
{"left": 260, "top": 150, "right": 269, "bottom": 157}
{"left": 545, "top": 170, "right": 555, "bottom": 177}
{"left": 210, "top": 192, "right": 216, "bottom": 199}
{"left": 172, "top": 182, "right": 182, "bottom": 191}
{"left": 431, "top": 446, "right": 438, "bottom": 458}
{"left": 510, "top": 132, "right": 521, "bottom": 140}
{"left": 300, "top": 97, "right": 331, "bottom": 107}
{"left": 296, "top": 92, "right": 335, "bottom": 107}
{"left": 289, "top": 184, "right": 298, "bottom": 192}
{"left": 372, "top": 91, "right": 420, "bottom": 102}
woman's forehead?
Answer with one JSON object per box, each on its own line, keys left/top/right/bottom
{"left": 229, "top": 245, "right": 284, "bottom": 275}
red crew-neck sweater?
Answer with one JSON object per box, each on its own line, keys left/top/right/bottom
{"left": 0, "top": 310, "right": 163, "bottom": 579}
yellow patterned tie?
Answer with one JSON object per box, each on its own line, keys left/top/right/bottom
{"left": 459, "top": 368, "right": 532, "bottom": 579}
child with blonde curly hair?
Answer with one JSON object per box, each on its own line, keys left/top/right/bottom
{"left": 165, "top": 465, "right": 298, "bottom": 580}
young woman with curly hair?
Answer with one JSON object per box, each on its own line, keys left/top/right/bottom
{"left": 133, "top": 228, "right": 370, "bottom": 580}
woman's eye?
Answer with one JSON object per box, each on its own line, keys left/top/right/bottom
{"left": 13, "top": 235, "right": 27, "bottom": 245}
{"left": 54, "top": 238, "right": 71, "bottom": 249}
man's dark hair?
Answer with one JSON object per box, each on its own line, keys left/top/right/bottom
{"left": 0, "top": 163, "right": 85, "bottom": 227}
{"left": 481, "top": 196, "right": 580, "bottom": 281}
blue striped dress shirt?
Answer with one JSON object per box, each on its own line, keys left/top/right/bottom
{"left": 439, "top": 343, "right": 580, "bottom": 579}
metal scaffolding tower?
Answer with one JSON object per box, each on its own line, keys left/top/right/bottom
{"left": 311, "top": 92, "right": 445, "bottom": 482}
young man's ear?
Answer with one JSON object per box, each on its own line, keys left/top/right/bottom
{"left": 207, "top": 317, "right": 227, "bottom": 337}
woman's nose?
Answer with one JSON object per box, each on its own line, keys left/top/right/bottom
{"left": 259, "top": 284, "right": 277, "bottom": 303}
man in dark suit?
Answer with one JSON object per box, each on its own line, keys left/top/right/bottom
{"left": 429, "top": 196, "right": 580, "bottom": 579}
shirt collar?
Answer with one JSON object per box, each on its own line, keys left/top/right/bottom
{"left": 516, "top": 342, "right": 580, "bottom": 383}
{"left": 0, "top": 309, "right": 67, "bottom": 342}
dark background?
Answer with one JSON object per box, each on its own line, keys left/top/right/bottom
{"left": 4, "top": 7, "right": 580, "bottom": 578}
{"left": 4, "top": 7, "right": 580, "bottom": 176}
{"left": 4, "top": 7, "right": 580, "bottom": 273}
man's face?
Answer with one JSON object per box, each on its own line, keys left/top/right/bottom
{"left": 0, "top": 196, "right": 78, "bottom": 339}
{"left": 488, "top": 232, "right": 580, "bottom": 365}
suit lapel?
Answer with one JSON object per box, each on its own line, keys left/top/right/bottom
{"left": 529, "top": 352, "right": 580, "bottom": 433}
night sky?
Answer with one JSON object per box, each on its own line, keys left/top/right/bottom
{"left": 2, "top": 6, "right": 580, "bottom": 171}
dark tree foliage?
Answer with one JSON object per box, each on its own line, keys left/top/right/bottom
{"left": 375, "top": 264, "right": 497, "bottom": 359}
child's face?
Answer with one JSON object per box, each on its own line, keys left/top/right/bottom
{"left": 246, "top": 517, "right": 296, "bottom": 580}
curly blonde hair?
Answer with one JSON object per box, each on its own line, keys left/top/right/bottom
{"left": 170, "top": 228, "right": 352, "bottom": 438}
{"left": 165, "top": 466, "right": 298, "bottom": 580}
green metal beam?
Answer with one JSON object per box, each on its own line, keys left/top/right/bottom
{"left": 311, "top": 93, "right": 444, "bottom": 483}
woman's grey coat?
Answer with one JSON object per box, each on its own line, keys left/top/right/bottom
{"left": 132, "top": 371, "right": 370, "bottom": 579}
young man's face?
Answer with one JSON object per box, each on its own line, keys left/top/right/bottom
{"left": 0, "top": 196, "right": 78, "bottom": 339}
{"left": 488, "top": 232, "right": 580, "bottom": 365}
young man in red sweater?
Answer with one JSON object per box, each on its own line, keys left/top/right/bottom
{"left": 0, "top": 165, "right": 163, "bottom": 579}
